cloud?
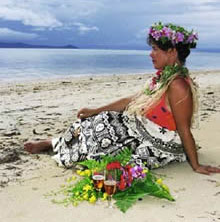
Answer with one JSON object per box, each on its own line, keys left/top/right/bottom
{"left": 55, "top": 1, "right": 104, "bottom": 20}
{"left": 132, "top": 0, "right": 220, "bottom": 47}
{"left": 0, "top": 1, "right": 62, "bottom": 29}
{"left": 0, "top": 0, "right": 220, "bottom": 47}
{"left": 73, "top": 22, "right": 99, "bottom": 35}
{"left": 0, "top": 28, "right": 38, "bottom": 41}
{"left": 0, "top": 0, "right": 103, "bottom": 30}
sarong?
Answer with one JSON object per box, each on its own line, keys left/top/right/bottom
{"left": 52, "top": 111, "right": 186, "bottom": 169}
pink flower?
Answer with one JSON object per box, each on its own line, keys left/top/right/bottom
{"left": 162, "top": 27, "right": 172, "bottom": 38}
{"left": 176, "top": 32, "right": 184, "bottom": 43}
{"left": 131, "top": 166, "right": 146, "bottom": 179}
{"left": 149, "top": 22, "right": 198, "bottom": 48}
{"left": 149, "top": 82, "right": 155, "bottom": 91}
{"left": 187, "top": 33, "right": 198, "bottom": 43}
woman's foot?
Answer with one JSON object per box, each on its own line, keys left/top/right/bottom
{"left": 24, "top": 139, "right": 52, "bottom": 154}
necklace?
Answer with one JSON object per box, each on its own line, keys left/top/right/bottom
{"left": 144, "top": 64, "right": 189, "bottom": 95}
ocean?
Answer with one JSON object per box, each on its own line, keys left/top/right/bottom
{"left": 0, "top": 48, "right": 219, "bottom": 82}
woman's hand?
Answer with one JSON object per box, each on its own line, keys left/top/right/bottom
{"left": 77, "top": 108, "right": 97, "bottom": 119}
{"left": 194, "top": 164, "right": 220, "bottom": 175}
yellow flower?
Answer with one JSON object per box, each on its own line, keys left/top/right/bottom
{"left": 76, "top": 169, "right": 92, "bottom": 177}
{"left": 83, "top": 193, "right": 89, "bottom": 200}
{"left": 101, "top": 192, "right": 108, "bottom": 201}
{"left": 83, "top": 184, "right": 92, "bottom": 192}
{"left": 76, "top": 170, "right": 87, "bottom": 176}
{"left": 156, "top": 178, "right": 163, "bottom": 185}
{"left": 84, "top": 170, "right": 91, "bottom": 177}
{"left": 89, "top": 195, "right": 96, "bottom": 203}
{"left": 74, "top": 191, "right": 80, "bottom": 196}
{"left": 66, "top": 178, "right": 72, "bottom": 183}
{"left": 162, "top": 184, "right": 170, "bottom": 192}
{"left": 73, "top": 201, "right": 78, "bottom": 206}
{"left": 76, "top": 170, "right": 82, "bottom": 175}
{"left": 71, "top": 176, "right": 76, "bottom": 180}
{"left": 143, "top": 169, "right": 149, "bottom": 174}
{"left": 66, "top": 175, "right": 76, "bottom": 183}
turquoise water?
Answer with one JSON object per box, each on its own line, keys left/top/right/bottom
{"left": 0, "top": 48, "right": 219, "bottom": 82}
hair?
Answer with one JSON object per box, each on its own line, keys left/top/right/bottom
{"left": 147, "top": 35, "right": 191, "bottom": 65}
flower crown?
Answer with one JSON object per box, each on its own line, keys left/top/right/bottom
{"left": 149, "top": 22, "right": 198, "bottom": 48}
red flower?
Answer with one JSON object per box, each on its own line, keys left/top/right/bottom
{"left": 156, "top": 70, "right": 162, "bottom": 77}
{"left": 118, "top": 175, "right": 126, "bottom": 191}
{"left": 125, "top": 165, "right": 132, "bottom": 171}
{"left": 152, "top": 76, "right": 157, "bottom": 84}
{"left": 125, "top": 165, "right": 133, "bottom": 186}
{"left": 106, "top": 161, "right": 121, "bottom": 170}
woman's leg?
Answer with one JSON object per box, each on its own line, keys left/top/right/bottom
{"left": 24, "top": 139, "right": 52, "bottom": 154}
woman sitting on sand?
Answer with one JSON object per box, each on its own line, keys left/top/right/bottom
{"left": 25, "top": 22, "right": 220, "bottom": 175}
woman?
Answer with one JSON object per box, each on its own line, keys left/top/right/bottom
{"left": 25, "top": 22, "right": 220, "bottom": 175}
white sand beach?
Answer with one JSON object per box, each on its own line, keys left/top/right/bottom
{"left": 0, "top": 71, "right": 220, "bottom": 222}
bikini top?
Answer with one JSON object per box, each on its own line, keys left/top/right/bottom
{"left": 145, "top": 93, "right": 176, "bottom": 131}
{"left": 145, "top": 76, "right": 192, "bottom": 131}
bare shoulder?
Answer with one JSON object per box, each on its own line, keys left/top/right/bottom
{"left": 168, "top": 77, "right": 190, "bottom": 96}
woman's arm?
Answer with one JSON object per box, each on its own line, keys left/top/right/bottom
{"left": 77, "top": 95, "right": 134, "bottom": 119}
{"left": 168, "top": 78, "right": 220, "bottom": 175}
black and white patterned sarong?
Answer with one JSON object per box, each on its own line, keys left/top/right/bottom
{"left": 52, "top": 111, "right": 186, "bottom": 169}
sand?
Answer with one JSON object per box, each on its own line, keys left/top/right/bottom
{"left": 0, "top": 71, "right": 220, "bottom": 222}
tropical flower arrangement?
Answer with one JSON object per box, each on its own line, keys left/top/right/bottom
{"left": 144, "top": 64, "right": 189, "bottom": 95}
{"left": 149, "top": 21, "right": 198, "bottom": 48}
{"left": 50, "top": 148, "right": 174, "bottom": 213}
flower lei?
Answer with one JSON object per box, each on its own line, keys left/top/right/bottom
{"left": 149, "top": 21, "right": 198, "bottom": 48}
{"left": 144, "top": 64, "right": 189, "bottom": 95}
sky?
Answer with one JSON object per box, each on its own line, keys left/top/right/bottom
{"left": 0, "top": 0, "right": 219, "bottom": 49}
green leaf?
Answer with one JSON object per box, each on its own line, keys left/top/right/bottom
{"left": 79, "top": 159, "right": 99, "bottom": 170}
{"left": 79, "top": 147, "right": 133, "bottom": 171}
{"left": 113, "top": 172, "right": 174, "bottom": 212}
{"left": 114, "top": 193, "right": 145, "bottom": 213}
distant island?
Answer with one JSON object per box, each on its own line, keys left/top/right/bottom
{"left": 0, "top": 42, "right": 78, "bottom": 49}
{"left": 0, "top": 42, "right": 219, "bottom": 52}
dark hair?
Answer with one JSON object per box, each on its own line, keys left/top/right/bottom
{"left": 147, "top": 35, "right": 191, "bottom": 65}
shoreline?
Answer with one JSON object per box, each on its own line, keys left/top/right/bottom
{"left": 0, "top": 69, "right": 220, "bottom": 221}
{"left": 1, "top": 68, "right": 220, "bottom": 85}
